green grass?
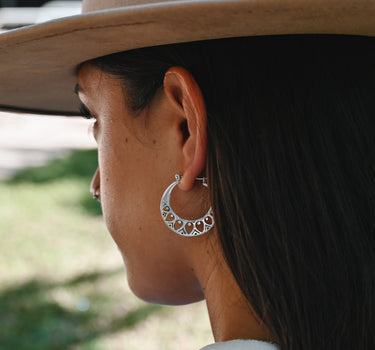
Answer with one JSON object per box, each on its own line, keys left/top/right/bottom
{"left": 0, "top": 150, "right": 212, "bottom": 350}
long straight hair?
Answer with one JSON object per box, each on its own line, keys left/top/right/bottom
{"left": 90, "top": 35, "right": 375, "bottom": 350}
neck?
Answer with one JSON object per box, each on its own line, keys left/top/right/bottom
{"left": 205, "top": 265, "right": 271, "bottom": 342}
{"left": 192, "top": 238, "right": 272, "bottom": 343}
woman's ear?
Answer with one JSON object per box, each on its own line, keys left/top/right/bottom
{"left": 163, "top": 66, "right": 207, "bottom": 191}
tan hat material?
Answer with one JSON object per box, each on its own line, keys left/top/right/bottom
{"left": 0, "top": 0, "right": 374, "bottom": 116}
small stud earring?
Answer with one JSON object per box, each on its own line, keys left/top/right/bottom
{"left": 92, "top": 186, "right": 100, "bottom": 201}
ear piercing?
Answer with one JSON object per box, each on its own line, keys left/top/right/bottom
{"left": 92, "top": 186, "right": 100, "bottom": 201}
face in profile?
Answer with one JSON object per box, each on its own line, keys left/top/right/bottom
{"left": 77, "top": 63, "right": 214, "bottom": 305}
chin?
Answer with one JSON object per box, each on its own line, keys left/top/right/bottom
{"left": 126, "top": 269, "right": 205, "bottom": 306}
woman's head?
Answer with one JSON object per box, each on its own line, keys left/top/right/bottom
{"left": 77, "top": 61, "right": 218, "bottom": 305}
{"left": 78, "top": 34, "right": 375, "bottom": 349}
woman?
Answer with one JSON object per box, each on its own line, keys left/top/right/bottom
{"left": 0, "top": 1, "right": 374, "bottom": 349}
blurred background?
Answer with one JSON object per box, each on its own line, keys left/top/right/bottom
{"left": 0, "top": 2, "right": 212, "bottom": 349}
{"left": 0, "top": 1, "right": 81, "bottom": 29}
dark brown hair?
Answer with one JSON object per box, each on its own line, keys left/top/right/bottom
{"left": 89, "top": 35, "right": 375, "bottom": 350}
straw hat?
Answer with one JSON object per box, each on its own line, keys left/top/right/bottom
{"left": 0, "top": 0, "right": 374, "bottom": 116}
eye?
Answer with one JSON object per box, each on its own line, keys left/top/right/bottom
{"left": 79, "top": 103, "right": 95, "bottom": 120}
{"left": 79, "top": 104, "right": 98, "bottom": 138}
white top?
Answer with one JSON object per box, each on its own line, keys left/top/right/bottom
{"left": 201, "top": 340, "right": 279, "bottom": 350}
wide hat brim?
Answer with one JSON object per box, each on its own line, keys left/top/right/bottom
{"left": 0, "top": 0, "right": 374, "bottom": 116}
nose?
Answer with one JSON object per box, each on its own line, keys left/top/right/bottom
{"left": 90, "top": 167, "right": 100, "bottom": 202}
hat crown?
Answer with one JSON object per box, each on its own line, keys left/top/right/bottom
{"left": 82, "top": 0, "right": 179, "bottom": 12}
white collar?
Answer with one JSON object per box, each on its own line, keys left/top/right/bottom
{"left": 200, "top": 339, "right": 279, "bottom": 350}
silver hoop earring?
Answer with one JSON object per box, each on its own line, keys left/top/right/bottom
{"left": 160, "top": 174, "right": 214, "bottom": 237}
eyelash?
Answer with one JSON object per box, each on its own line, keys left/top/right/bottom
{"left": 79, "top": 104, "right": 98, "bottom": 136}
{"left": 79, "top": 104, "right": 95, "bottom": 120}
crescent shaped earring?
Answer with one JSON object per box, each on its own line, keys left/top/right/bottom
{"left": 160, "top": 174, "right": 214, "bottom": 237}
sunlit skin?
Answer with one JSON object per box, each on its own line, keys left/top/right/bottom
{"left": 77, "top": 64, "right": 272, "bottom": 343}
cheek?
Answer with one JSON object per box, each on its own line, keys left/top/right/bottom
{"left": 94, "top": 128, "right": 204, "bottom": 304}
{"left": 98, "top": 148, "right": 129, "bottom": 243}
{"left": 97, "top": 137, "right": 163, "bottom": 249}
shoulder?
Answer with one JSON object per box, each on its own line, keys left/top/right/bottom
{"left": 200, "top": 340, "right": 279, "bottom": 350}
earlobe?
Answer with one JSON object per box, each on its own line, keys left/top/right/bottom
{"left": 163, "top": 67, "right": 207, "bottom": 191}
